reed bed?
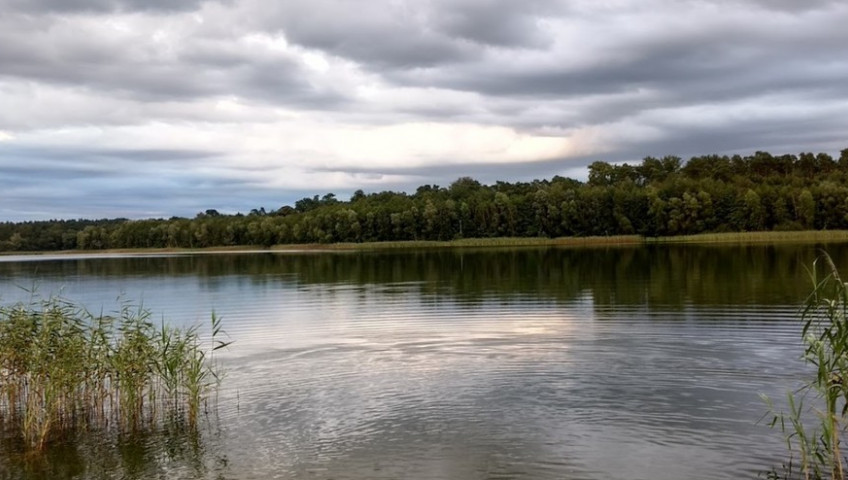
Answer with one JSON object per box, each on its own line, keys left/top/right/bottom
{"left": 763, "top": 254, "right": 848, "bottom": 479}
{"left": 0, "top": 297, "right": 229, "bottom": 451}
{"left": 275, "top": 235, "right": 644, "bottom": 251}
{"left": 279, "top": 231, "right": 848, "bottom": 251}
{"left": 650, "top": 230, "right": 848, "bottom": 245}
{"left": 7, "top": 230, "right": 848, "bottom": 257}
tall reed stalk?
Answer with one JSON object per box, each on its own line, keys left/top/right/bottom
{"left": 0, "top": 296, "right": 230, "bottom": 451}
{"left": 764, "top": 254, "right": 848, "bottom": 479}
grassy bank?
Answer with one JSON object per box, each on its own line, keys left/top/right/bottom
{"left": 4, "top": 230, "right": 848, "bottom": 257}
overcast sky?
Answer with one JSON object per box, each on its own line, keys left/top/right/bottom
{"left": 1, "top": 0, "right": 847, "bottom": 220}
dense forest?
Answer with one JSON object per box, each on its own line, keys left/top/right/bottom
{"left": 3, "top": 148, "right": 848, "bottom": 252}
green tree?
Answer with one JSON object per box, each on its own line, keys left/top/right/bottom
{"left": 797, "top": 189, "right": 815, "bottom": 229}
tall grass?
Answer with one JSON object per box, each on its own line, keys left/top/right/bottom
{"left": 272, "top": 231, "right": 848, "bottom": 251}
{"left": 764, "top": 254, "right": 848, "bottom": 479}
{"left": 651, "top": 230, "right": 848, "bottom": 245}
{"left": 0, "top": 296, "right": 230, "bottom": 450}
{"left": 274, "top": 235, "right": 644, "bottom": 251}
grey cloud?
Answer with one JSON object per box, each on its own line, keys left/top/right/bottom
{"left": 265, "top": 1, "right": 474, "bottom": 69}
{"left": 730, "top": 0, "right": 841, "bottom": 12}
{"left": 628, "top": 116, "right": 848, "bottom": 162}
{"left": 303, "top": 104, "right": 848, "bottom": 185}
{"left": 384, "top": 7, "right": 848, "bottom": 131}
{"left": 263, "top": 0, "right": 567, "bottom": 70}
{"left": 428, "top": 0, "right": 565, "bottom": 49}
{"left": 0, "top": 146, "right": 219, "bottom": 181}
{"left": 2, "top": 0, "right": 215, "bottom": 13}
{"left": 92, "top": 148, "right": 218, "bottom": 161}
{"left": 2, "top": 0, "right": 848, "bottom": 220}
{"left": 402, "top": 21, "right": 845, "bottom": 97}
{"left": 266, "top": 0, "right": 845, "bottom": 76}
{"left": 0, "top": 16, "right": 346, "bottom": 108}
{"left": 310, "top": 162, "right": 566, "bottom": 190}
{"left": 0, "top": 146, "right": 275, "bottom": 220}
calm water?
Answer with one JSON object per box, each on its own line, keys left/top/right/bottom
{"left": 1, "top": 244, "right": 845, "bottom": 480}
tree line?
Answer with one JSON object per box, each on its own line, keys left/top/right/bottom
{"left": 2, "top": 148, "right": 848, "bottom": 252}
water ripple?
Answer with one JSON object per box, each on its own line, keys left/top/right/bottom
{"left": 0, "top": 250, "right": 822, "bottom": 480}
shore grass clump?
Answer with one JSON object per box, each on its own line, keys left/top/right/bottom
{"left": 0, "top": 296, "right": 229, "bottom": 451}
{"left": 764, "top": 254, "right": 848, "bottom": 479}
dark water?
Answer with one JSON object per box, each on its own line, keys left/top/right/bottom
{"left": 1, "top": 244, "right": 845, "bottom": 479}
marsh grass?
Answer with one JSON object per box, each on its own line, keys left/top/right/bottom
{"left": 651, "top": 230, "right": 848, "bottom": 245}
{"left": 274, "top": 231, "right": 847, "bottom": 251}
{"left": 6, "top": 230, "right": 848, "bottom": 257}
{"left": 763, "top": 254, "right": 848, "bottom": 479}
{"left": 0, "top": 296, "right": 230, "bottom": 451}
{"left": 274, "top": 235, "right": 644, "bottom": 251}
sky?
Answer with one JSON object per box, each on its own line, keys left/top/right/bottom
{"left": 1, "top": 0, "right": 847, "bottom": 221}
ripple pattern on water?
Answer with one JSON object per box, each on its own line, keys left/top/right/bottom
{"left": 0, "top": 248, "right": 828, "bottom": 480}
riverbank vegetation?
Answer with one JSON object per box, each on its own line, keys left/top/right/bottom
{"left": 648, "top": 230, "right": 848, "bottom": 245}
{"left": 290, "top": 231, "right": 848, "bottom": 250}
{"left": 765, "top": 255, "right": 848, "bottom": 479}
{"left": 2, "top": 148, "right": 848, "bottom": 252}
{"left": 0, "top": 297, "right": 229, "bottom": 450}
{"left": 2, "top": 231, "right": 848, "bottom": 258}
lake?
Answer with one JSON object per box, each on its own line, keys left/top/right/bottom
{"left": 0, "top": 244, "right": 842, "bottom": 480}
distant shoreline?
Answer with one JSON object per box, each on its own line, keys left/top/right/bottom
{"left": 3, "top": 230, "right": 848, "bottom": 257}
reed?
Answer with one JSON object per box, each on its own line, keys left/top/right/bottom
{"left": 274, "top": 231, "right": 847, "bottom": 251}
{"left": 274, "top": 235, "right": 644, "bottom": 251}
{"left": 650, "top": 230, "right": 848, "bottom": 245}
{"left": 0, "top": 296, "right": 229, "bottom": 450}
{"left": 763, "top": 254, "right": 848, "bottom": 479}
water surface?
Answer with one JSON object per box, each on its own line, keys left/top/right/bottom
{"left": 1, "top": 244, "right": 843, "bottom": 479}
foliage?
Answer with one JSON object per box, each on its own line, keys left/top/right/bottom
{"left": 764, "top": 254, "right": 848, "bottom": 479}
{"left": 0, "top": 296, "right": 230, "bottom": 450}
{"left": 2, "top": 148, "right": 848, "bottom": 251}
